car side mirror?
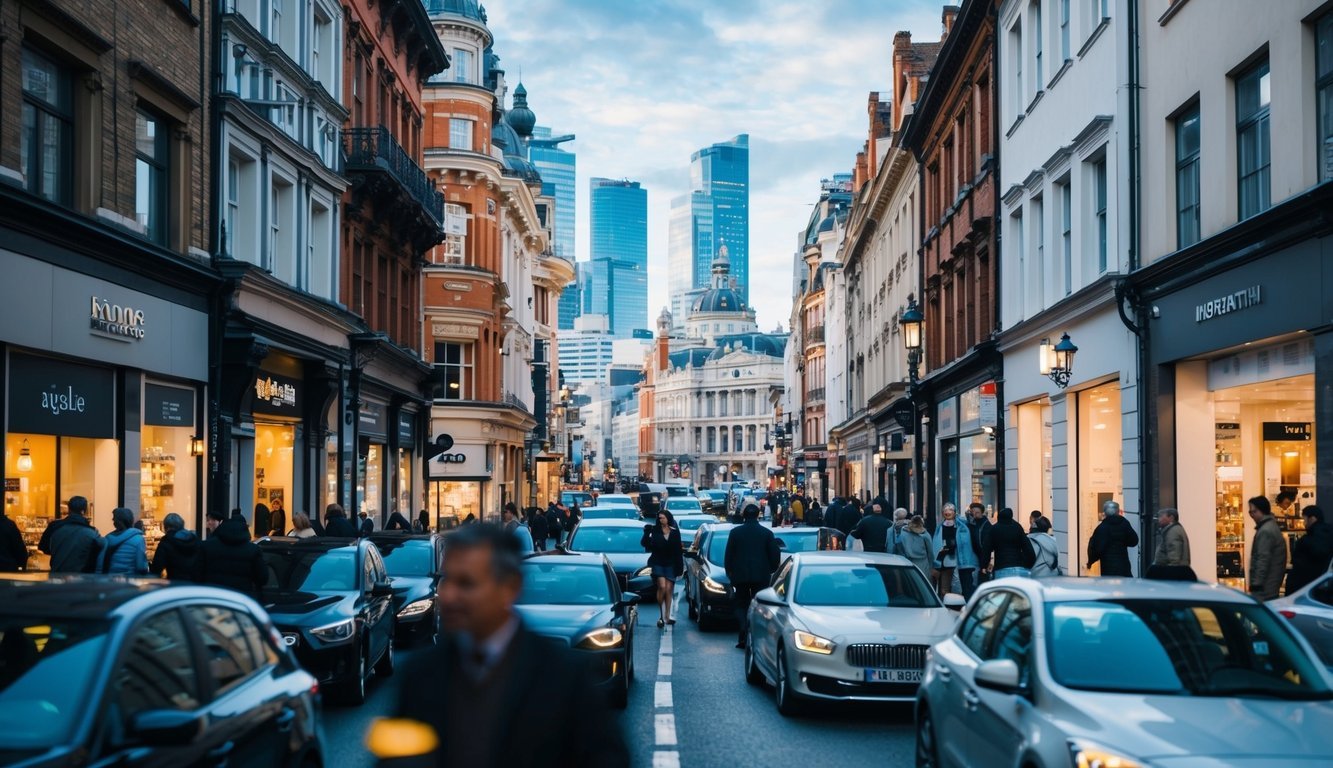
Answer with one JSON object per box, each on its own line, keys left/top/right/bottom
{"left": 371, "top": 582, "right": 394, "bottom": 598}
{"left": 130, "top": 709, "right": 204, "bottom": 747}
{"left": 974, "top": 658, "right": 1023, "bottom": 694}
{"left": 942, "top": 593, "right": 967, "bottom": 611}
{"left": 618, "top": 592, "right": 642, "bottom": 607}
{"left": 755, "top": 587, "right": 783, "bottom": 606}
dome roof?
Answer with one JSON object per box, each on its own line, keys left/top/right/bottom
{"left": 491, "top": 115, "right": 521, "bottom": 153}
{"left": 425, "top": 0, "right": 486, "bottom": 23}
{"left": 692, "top": 287, "right": 744, "bottom": 314}
{"left": 506, "top": 83, "right": 536, "bottom": 137}
{"left": 706, "top": 333, "right": 787, "bottom": 360}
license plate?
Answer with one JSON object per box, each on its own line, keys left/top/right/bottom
{"left": 864, "top": 668, "right": 922, "bottom": 683}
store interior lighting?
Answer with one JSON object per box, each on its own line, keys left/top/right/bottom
{"left": 16, "top": 439, "right": 32, "bottom": 472}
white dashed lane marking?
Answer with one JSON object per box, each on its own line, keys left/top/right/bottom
{"left": 653, "top": 751, "right": 682, "bottom": 768}
{"left": 651, "top": 586, "right": 682, "bottom": 766}
{"left": 654, "top": 680, "right": 673, "bottom": 708}
{"left": 654, "top": 713, "right": 678, "bottom": 746}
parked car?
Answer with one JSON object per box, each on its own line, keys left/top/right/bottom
{"left": 561, "top": 490, "right": 594, "bottom": 509}
{"left": 673, "top": 513, "right": 714, "bottom": 547}
{"left": 367, "top": 532, "right": 445, "bottom": 646}
{"left": 698, "top": 489, "right": 730, "bottom": 514}
{"left": 0, "top": 574, "right": 323, "bottom": 767}
{"left": 515, "top": 552, "right": 640, "bottom": 707}
{"left": 665, "top": 497, "right": 704, "bottom": 515}
{"left": 258, "top": 537, "right": 396, "bottom": 705}
{"left": 1270, "top": 570, "right": 1333, "bottom": 667}
{"left": 916, "top": 577, "right": 1333, "bottom": 768}
{"left": 565, "top": 519, "right": 656, "bottom": 600}
{"left": 579, "top": 506, "right": 641, "bottom": 521}
{"left": 594, "top": 494, "right": 639, "bottom": 512}
{"left": 744, "top": 551, "right": 962, "bottom": 716}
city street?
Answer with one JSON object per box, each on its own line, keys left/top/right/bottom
{"left": 322, "top": 586, "right": 916, "bottom": 767}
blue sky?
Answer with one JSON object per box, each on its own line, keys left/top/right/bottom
{"left": 487, "top": 0, "right": 947, "bottom": 330}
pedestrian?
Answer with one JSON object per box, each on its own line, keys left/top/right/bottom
{"left": 1247, "top": 496, "right": 1288, "bottom": 601}
{"left": 724, "top": 504, "right": 781, "bottom": 649}
{"left": 383, "top": 524, "right": 628, "bottom": 766}
{"left": 893, "top": 515, "right": 937, "bottom": 579}
{"left": 836, "top": 497, "right": 863, "bottom": 538}
{"left": 414, "top": 509, "right": 430, "bottom": 533}
{"left": 807, "top": 499, "right": 823, "bottom": 527}
{"left": 384, "top": 510, "right": 413, "bottom": 531}
{"left": 1028, "top": 509, "right": 1042, "bottom": 533}
{"left": 545, "top": 503, "right": 564, "bottom": 549}
{"left": 37, "top": 507, "right": 69, "bottom": 560}
{"left": 194, "top": 508, "right": 267, "bottom": 597}
{"left": 0, "top": 504, "right": 28, "bottom": 572}
{"left": 501, "top": 505, "right": 520, "bottom": 534}
{"left": 269, "top": 497, "right": 287, "bottom": 538}
{"left": 254, "top": 503, "right": 273, "bottom": 540}
{"left": 288, "top": 511, "right": 318, "bottom": 538}
{"left": 1151, "top": 508, "right": 1191, "bottom": 568}
{"left": 322, "top": 503, "right": 359, "bottom": 537}
{"left": 49, "top": 496, "right": 102, "bottom": 573}
{"left": 791, "top": 495, "right": 804, "bottom": 525}
{"left": 888, "top": 507, "right": 911, "bottom": 552}
{"left": 642, "top": 510, "right": 685, "bottom": 628}
{"left": 99, "top": 507, "right": 149, "bottom": 575}
{"left": 1027, "top": 516, "right": 1061, "bottom": 578}
{"left": 850, "top": 501, "right": 892, "bottom": 553}
{"left": 966, "top": 502, "right": 993, "bottom": 582}
{"left": 932, "top": 504, "right": 968, "bottom": 595}
{"left": 358, "top": 510, "right": 375, "bottom": 537}
{"left": 945, "top": 506, "right": 978, "bottom": 597}
{"left": 150, "top": 513, "right": 198, "bottom": 580}
{"left": 823, "top": 497, "right": 843, "bottom": 533}
{"left": 987, "top": 508, "right": 1035, "bottom": 580}
{"left": 568, "top": 503, "right": 582, "bottom": 531}
{"left": 529, "top": 508, "right": 548, "bottom": 551}
{"left": 1288, "top": 505, "right": 1333, "bottom": 594}
{"left": 1086, "top": 500, "right": 1139, "bottom": 577}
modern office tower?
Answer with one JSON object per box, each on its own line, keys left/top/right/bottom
{"left": 667, "top": 135, "right": 749, "bottom": 327}
{"left": 558, "top": 276, "right": 581, "bottom": 330}
{"left": 530, "top": 125, "right": 576, "bottom": 261}
{"left": 587, "top": 178, "right": 648, "bottom": 338}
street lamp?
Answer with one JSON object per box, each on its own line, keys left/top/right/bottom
{"left": 901, "top": 296, "right": 924, "bottom": 384}
{"left": 1040, "top": 333, "right": 1079, "bottom": 389}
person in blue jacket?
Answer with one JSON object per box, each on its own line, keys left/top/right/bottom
{"left": 933, "top": 503, "right": 977, "bottom": 599}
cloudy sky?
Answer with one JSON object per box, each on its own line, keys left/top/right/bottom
{"left": 487, "top": 0, "right": 947, "bottom": 331}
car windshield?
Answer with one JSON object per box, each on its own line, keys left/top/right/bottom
{"left": 262, "top": 547, "right": 358, "bottom": 591}
{"left": 676, "top": 517, "right": 711, "bottom": 531}
{"left": 774, "top": 531, "right": 820, "bottom": 553}
{"left": 375, "top": 541, "right": 435, "bottom": 577}
{"left": 0, "top": 617, "right": 109, "bottom": 755}
{"left": 1047, "top": 599, "right": 1333, "bottom": 699}
{"left": 581, "top": 507, "right": 636, "bottom": 520}
{"left": 569, "top": 526, "right": 645, "bottom": 554}
{"left": 794, "top": 564, "right": 939, "bottom": 608}
{"left": 517, "top": 563, "right": 611, "bottom": 605}
{"left": 666, "top": 500, "right": 700, "bottom": 511}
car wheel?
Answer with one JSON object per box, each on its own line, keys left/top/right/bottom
{"left": 774, "top": 646, "right": 802, "bottom": 716}
{"left": 915, "top": 704, "right": 940, "bottom": 768}
{"left": 687, "top": 587, "right": 699, "bottom": 622}
{"left": 338, "top": 647, "right": 368, "bottom": 706}
{"left": 611, "top": 660, "right": 629, "bottom": 709}
{"left": 374, "top": 635, "right": 395, "bottom": 677}
{"left": 744, "top": 633, "right": 764, "bottom": 686}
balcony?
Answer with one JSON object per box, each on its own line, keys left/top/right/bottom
{"left": 343, "top": 127, "right": 444, "bottom": 250}
{"left": 806, "top": 387, "right": 826, "bottom": 404}
{"left": 804, "top": 325, "right": 825, "bottom": 349}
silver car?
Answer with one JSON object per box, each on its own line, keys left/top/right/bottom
{"left": 1270, "top": 571, "right": 1333, "bottom": 667}
{"left": 916, "top": 577, "right": 1333, "bottom": 768}
{"left": 744, "top": 551, "right": 964, "bottom": 716}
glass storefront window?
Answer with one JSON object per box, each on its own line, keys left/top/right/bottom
{"left": 5, "top": 433, "right": 117, "bottom": 569}
{"left": 397, "top": 448, "right": 413, "bottom": 518}
{"left": 1076, "top": 383, "right": 1123, "bottom": 575}
{"left": 1015, "top": 400, "right": 1054, "bottom": 518}
{"left": 140, "top": 424, "right": 198, "bottom": 556}
{"left": 361, "top": 443, "right": 383, "bottom": 520}
{"left": 428, "top": 480, "right": 481, "bottom": 529}
{"left": 254, "top": 423, "right": 294, "bottom": 532}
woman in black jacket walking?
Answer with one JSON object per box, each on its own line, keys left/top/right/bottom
{"left": 642, "top": 510, "right": 684, "bottom": 628}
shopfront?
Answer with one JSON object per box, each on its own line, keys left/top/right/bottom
{"left": 1144, "top": 235, "right": 1333, "bottom": 589}
{"left": 250, "top": 367, "right": 302, "bottom": 525}
{"left": 358, "top": 401, "right": 389, "bottom": 521}
{"left": 427, "top": 442, "right": 487, "bottom": 528}
{"left": 934, "top": 381, "right": 999, "bottom": 517}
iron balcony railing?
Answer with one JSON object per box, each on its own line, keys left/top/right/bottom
{"left": 806, "top": 387, "right": 825, "bottom": 403}
{"left": 343, "top": 127, "right": 443, "bottom": 227}
{"left": 805, "top": 325, "right": 826, "bottom": 345}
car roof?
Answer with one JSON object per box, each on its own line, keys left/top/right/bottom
{"left": 597, "top": 494, "right": 635, "bottom": 502}
{"left": 997, "top": 576, "right": 1259, "bottom": 604}
{"left": 258, "top": 536, "right": 364, "bottom": 552}
{"left": 787, "top": 551, "right": 916, "bottom": 567}
{"left": 572, "top": 518, "right": 646, "bottom": 529}
{"left": 523, "top": 551, "right": 608, "bottom": 566}
{"left": 0, "top": 574, "right": 264, "bottom": 620}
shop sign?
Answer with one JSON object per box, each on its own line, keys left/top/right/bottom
{"left": 7, "top": 353, "right": 115, "bottom": 438}
{"left": 252, "top": 373, "right": 300, "bottom": 416}
{"left": 398, "top": 413, "right": 415, "bottom": 444}
{"left": 359, "top": 402, "right": 387, "bottom": 436}
{"left": 1262, "top": 422, "right": 1311, "bottom": 442}
{"left": 979, "top": 381, "right": 998, "bottom": 427}
{"left": 144, "top": 383, "right": 195, "bottom": 427}
{"left": 427, "top": 443, "right": 487, "bottom": 478}
{"left": 437, "top": 453, "right": 467, "bottom": 463}
{"left": 89, "top": 295, "right": 147, "bottom": 341}
{"left": 1196, "top": 285, "right": 1261, "bottom": 323}
{"left": 937, "top": 397, "right": 958, "bottom": 437}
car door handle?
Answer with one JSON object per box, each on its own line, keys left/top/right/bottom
{"left": 275, "top": 707, "right": 296, "bottom": 733}
{"left": 207, "top": 740, "right": 234, "bottom": 767}
{"left": 933, "top": 664, "right": 952, "bottom": 681}
{"left": 963, "top": 690, "right": 980, "bottom": 712}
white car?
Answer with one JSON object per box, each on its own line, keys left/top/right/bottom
{"left": 1270, "top": 570, "right": 1333, "bottom": 668}
{"left": 916, "top": 577, "right": 1333, "bottom": 768}
{"left": 664, "top": 497, "right": 704, "bottom": 515}
{"left": 744, "top": 551, "right": 964, "bottom": 716}
{"left": 595, "top": 493, "right": 639, "bottom": 510}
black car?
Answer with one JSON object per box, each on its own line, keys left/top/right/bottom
{"left": 515, "top": 552, "right": 640, "bottom": 707}
{"left": 683, "top": 523, "right": 836, "bottom": 629}
{"left": 367, "top": 532, "right": 445, "bottom": 645}
{"left": 258, "top": 537, "right": 396, "bottom": 705}
{"left": 0, "top": 574, "right": 323, "bottom": 768}
{"left": 564, "top": 519, "right": 656, "bottom": 601}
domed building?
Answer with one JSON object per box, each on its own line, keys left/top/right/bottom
{"left": 684, "top": 245, "right": 758, "bottom": 345}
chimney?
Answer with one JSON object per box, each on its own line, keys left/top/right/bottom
{"left": 941, "top": 5, "right": 960, "bottom": 41}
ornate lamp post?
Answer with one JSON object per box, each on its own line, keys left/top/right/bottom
{"left": 1039, "top": 333, "right": 1079, "bottom": 389}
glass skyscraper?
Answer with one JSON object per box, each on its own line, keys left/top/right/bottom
{"left": 529, "top": 126, "right": 576, "bottom": 261}
{"left": 587, "top": 177, "right": 648, "bottom": 338}
{"left": 667, "top": 135, "right": 749, "bottom": 327}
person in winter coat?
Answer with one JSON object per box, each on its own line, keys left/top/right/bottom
{"left": 0, "top": 507, "right": 28, "bottom": 572}
{"left": 269, "top": 498, "right": 287, "bottom": 538}
{"left": 321, "top": 504, "right": 359, "bottom": 537}
{"left": 253, "top": 503, "right": 273, "bottom": 540}
{"left": 988, "top": 508, "right": 1035, "bottom": 579}
{"left": 931, "top": 505, "right": 971, "bottom": 596}
{"left": 358, "top": 510, "right": 375, "bottom": 537}
{"left": 1087, "top": 501, "right": 1139, "bottom": 577}
{"left": 894, "top": 516, "right": 937, "bottom": 579}
{"left": 823, "top": 498, "right": 844, "bottom": 534}
{"left": 529, "top": 508, "right": 548, "bottom": 551}
{"left": 850, "top": 502, "right": 892, "bottom": 553}
{"left": 1152, "top": 508, "right": 1191, "bottom": 568}
{"left": 888, "top": 507, "right": 911, "bottom": 552}
{"left": 195, "top": 508, "right": 268, "bottom": 597}
{"left": 50, "top": 498, "right": 102, "bottom": 573}
{"left": 641, "top": 511, "right": 685, "bottom": 628}
{"left": 836, "top": 498, "right": 863, "bottom": 538}
{"left": 1247, "top": 496, "right": 1288, "bottom": 601}
{"left": 807, "top": 499, "right": 823, "bottom": 528}
{"left": 1288, "top": 505, "right": 1333, "bottom": 594}
{"left": 99, "top": 507, "right": 149, "bottom": 575}
{"left": 966, "top": 503, "right": 993, "bottom": 580}
{"left": 944, "top": 508, "right": 979, "bottom": 597}
{"left": 288, "top": 511, "right": 318, "bottom": 538}
{"left": 724, "top": 505, "right": 781, "bottom": 648}
{"left": 150, "top": 513, "right": 199, "bottom": 580}
{"left": 1027, "top": 516, "right": 1061, "bottom": 578}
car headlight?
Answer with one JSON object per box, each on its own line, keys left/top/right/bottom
{"left": 1069, "top": 740, "right": 1147, "bottom": 768}
{"left": 633, "top": 566, "right": 653, "bottom": 578}
{"left": 702, "top": 576, "right": 727, "bottom": 593}
{"left": 310, "top": 618, "right": 356, "bottom": 644}
{"left": 397, "top": 598, "right": 433, "bottom": 619}
{"left": 575, "top": 627, "right": 624, "bottom": 649}
{"left": 793, "top": 630, "right": 835, "bottom": 655}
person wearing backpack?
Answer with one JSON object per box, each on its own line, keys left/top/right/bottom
{"left": 100, "top": 507, "right": 149, "bottom": 575}
{"left": 1027, "top": 516, "right": 1062, "bottom": 578}
{"left": 988, "top": 507, "right": 1035, "bottom": 579}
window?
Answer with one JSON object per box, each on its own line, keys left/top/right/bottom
{"left": 115, "top": 610, "right": 200, "bottom": 725}
{"left": 1012, "top": 21, "right": 1024, "bottom": 111}
{"left": 958, "top": 591, "right": 1008, "bottom": 658}
{"left": 271, "top": 0, "right": 283, "bottom": 45}
{"left": 1032, "top": 1, "right": 1043, "bottom": 91}
{"left": 1236, "top": 59, "right": 1271, "bottom": 219}
{"left": 453, "top": 48, "right": 473, "bottom": 84}
{"left": 1060, "top": 0, "right": 1070, "bottom": 61}
{"left": 135, "top": 110, "right": 168, "bottom": 244}
{"left": 20, "top": 47, "right": 73, "bottom": 205}
{"left": 1317, "top": 12, "right": 1333, "bottom": 181}
{"left": 1093, "top": 158, "right": 1107, "bottom": 273}
{"left": 1175, "top": 104, "right": 1201, "bottom": 248}
{"left": 226, "top": 160, "right": 240, "bottom": 246}
{"left": 990, "top": 593, "right": 1033, "bottom": 673}
{"left": 1059, "top": 179, "right": 1072, "bottom": 294}
{"left": 435, "top": 341, "right": 473, "bottom": 400}
{"left": 450, "top": 118, "right": 473, "bottom": 151}
{"left": 185, "top": 605, "right": 276, "bottom": 694}
{"left": 1011, "top": 209, "right": 1024, "bottom": 310}
{"left": 1031, "top": 195, "right": 1044, "bottom": 309}
{"left": 442, "top": 204, "right": 467, "bottom": 264}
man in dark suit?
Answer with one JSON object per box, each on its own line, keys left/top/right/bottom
{"left": 377, "top": 524, "right": 627, "bottom": 767}
{"left": 724, "top": 505, "right": 781, "bottom": 650}
{"left": 850, "top": 501, "right": 892, "bottom": 552}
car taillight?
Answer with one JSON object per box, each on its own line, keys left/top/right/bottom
{"left": 1278, "top": 610, "right": 1297, "bottom": 619}
{"left": 310, "top": 681, "right": 320, "bottom": 696}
